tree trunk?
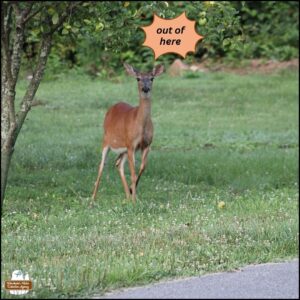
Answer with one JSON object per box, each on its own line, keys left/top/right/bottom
{"left": 1, "top": 34, "right": 52, "bottom": 210}
{"left": 1, "top": 3, "right": 74, "bottom": 210}
{"left": 1, "top": 147, "right": 13, "bottom": 209}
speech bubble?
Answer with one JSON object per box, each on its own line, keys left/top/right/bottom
{"left": 141, "top": 12, "right": 204, "bottom": 59}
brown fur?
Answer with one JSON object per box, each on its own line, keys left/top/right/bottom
{"left": 103, "top": 101, "right": 153, "bottom": 151}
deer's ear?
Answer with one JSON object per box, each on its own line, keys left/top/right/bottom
{"left": 152, "top": 64, "right": 164, "bottom": 77}
{"left": 124, "top": 63, "right": 139, "bottom": 77}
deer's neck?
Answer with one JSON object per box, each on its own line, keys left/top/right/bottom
{"left": 137, "top": 96, "right": 151, "bottom": 126}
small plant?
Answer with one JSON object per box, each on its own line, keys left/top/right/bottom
{"left": 183, "top": 71, "right": 203, "bottom": 79}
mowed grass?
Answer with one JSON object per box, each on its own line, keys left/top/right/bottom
{"left": 1, "top": 69, "right": 298, "bottom": 298}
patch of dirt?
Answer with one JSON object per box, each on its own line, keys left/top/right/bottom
{"left": 169, "top": 58, "right": 299, "bottom": 75}
{"left": 194, "top": 58, "right": 299, "bottom": 75}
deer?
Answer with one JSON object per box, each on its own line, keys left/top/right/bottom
{"left": 91, "top": 63, "right": 164, "bottom": 203}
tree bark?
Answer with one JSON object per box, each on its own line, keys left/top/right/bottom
{"left": 1, "top": 148, "right": 13, "bottom": 209}
{"left": 1, "top": 28, "right": 52, "bottom": 210}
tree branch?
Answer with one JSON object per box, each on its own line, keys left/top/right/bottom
{"left": 1, "top": 3, "right": 10, "bottom": 84}
{"left": 1, "top": 4, "right": 16, "bottom": 127}
{"left": 24, "top": 4, "right": 44, "bottom": 24}
{"left": 10, "top": 5, "right": 26, "bottom": 85}
{"left": 11, "top": 2, "right": 21, "bottom": 16}
{"left": 21, "top": 2, "right": 34, "bottom": 20}
{"left": 49, "top": 2, "right": 83, "bottom": 34}
{"left": 15, "top": 34, "right": 53, "bottom": 142}
{"left": 1, "top": 4, "right": 13, "bottom": 82}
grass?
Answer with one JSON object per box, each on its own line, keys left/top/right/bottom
{"left": 1, "top": 68, "right": 299, "bottom": 298}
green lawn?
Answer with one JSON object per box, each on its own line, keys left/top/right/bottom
{"left": 1, "top": 69, "right": 298, "bottom": 298}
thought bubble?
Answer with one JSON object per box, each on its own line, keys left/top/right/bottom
{"left": 141, "top": 12, "right": 204, "bottom": 59}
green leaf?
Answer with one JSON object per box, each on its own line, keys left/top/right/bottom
{"left": 132, "top": 9, "right": 138, "bottom": 17}
{"left": 71, "top": 27, "right": 79, "bottom": 33}
{"left": 83, "top": 19, "right": 91, "bottom": 25}
{"left": 222, "top": 38, "right": 231, "bottom": 47}
{"left": 95, "top": 22, "right": 104, "bottom": 31}
{"left": 198, "top": 18, "right": 207, "bottom": 26}
{"left": 48, "top": 7, "right": 56, "bottom": 15}
{"left": 62, "top": 28, "right": 69, "bottom": 35}
{"left": 52, "top": 13, "right": 59, "bottom": 25}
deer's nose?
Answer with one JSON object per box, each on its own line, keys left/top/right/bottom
{"left": 142, "top": 87, "right": 150, "bottom": 93}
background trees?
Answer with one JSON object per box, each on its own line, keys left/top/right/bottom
{"left": 39, "top": 1, "right": 298, "bottom": 78}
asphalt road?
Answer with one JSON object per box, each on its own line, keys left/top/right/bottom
{"left": 94, "top": 259, "right": 299, "bottom": 299}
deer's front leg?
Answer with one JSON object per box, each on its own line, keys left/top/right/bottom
{"left": 127, "top": 149, "right": 137, "bottom": 202}
{"left": 135, "top": 146, "right": 150, "bottom": 190}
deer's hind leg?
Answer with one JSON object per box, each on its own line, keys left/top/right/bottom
{"left": 92, "top": 146, "right": 110, "bottom": 201}
{"left": 116, "top": 153, "right": 130, "bottom": 199}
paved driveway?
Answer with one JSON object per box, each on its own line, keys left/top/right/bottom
{"left": 93, "top": 259, "right": 299, "bottom": 299}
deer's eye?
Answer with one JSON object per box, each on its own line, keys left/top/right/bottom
{"left": 137, "top": 78, "right": 141, "bottom": 81}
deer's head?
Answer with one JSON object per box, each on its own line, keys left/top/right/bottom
{"left": 124, "top": 63, "right": 164, "bottom": 98}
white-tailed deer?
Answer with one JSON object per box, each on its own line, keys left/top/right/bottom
{"left": 92, "top": 63, "right": 164, "bottom": 202}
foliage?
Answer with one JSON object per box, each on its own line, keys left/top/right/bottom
{"left": 70, "top": 1, "right": 243, "bottom": 76}
{"left": 21, "top": 1, "right": 171, "bottom": 78}
{"left": 27, "top": 1, "right": 299, "bottom": 79}
{"left": 232, "top": 1, "right": 299, "bottom": 60}
{"left": 2, "top": 70, "right": 298, "bottom": 298}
